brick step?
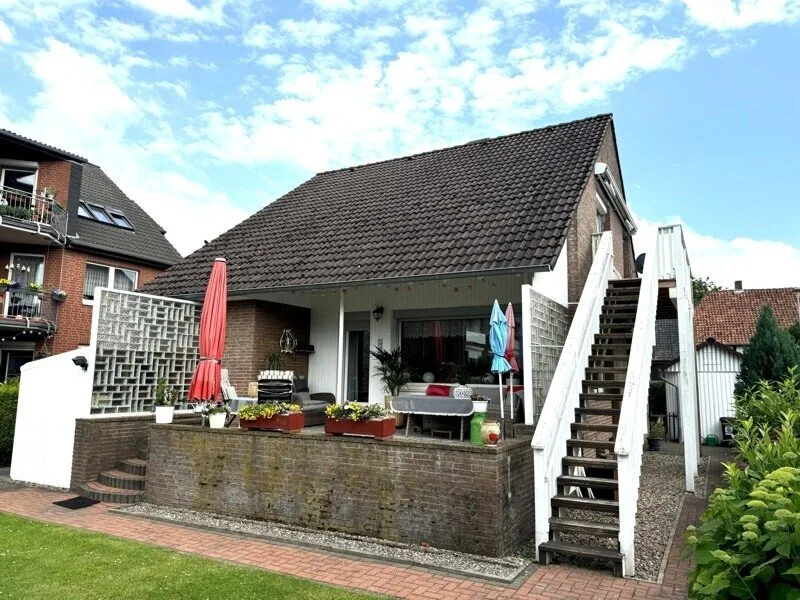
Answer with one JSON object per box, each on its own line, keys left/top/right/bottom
{"left": 563, "top": 455, "right": 618, "bottom": 470}
{"left": 539, "top": 541, "right": 623, "bottom": 575}
{"left": 549, "top": 517, "right": 620, "bottom": 538}
{"left": 557, "top": 474, "right": 618, "bottom": 490}
{"left": 78, "top": 481, "right": 144, "bottom": 504}
{"left": 99, "top": 469, "right": 146, "bottom": 491}
{"left": 566, "top": 439, "right": 616, "bottom": 451}
{"left": 571, "top": 422, "right": 618, "bottom": 433}
{"left": 119, "top": 458, "right": 147, "bottom": 477}
{"left": 551, "top": 494, "right": 619, "bottom": 513}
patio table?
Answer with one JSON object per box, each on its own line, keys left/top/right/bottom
{"left": 391, "top": 396, "right": 474, "bottom": 441}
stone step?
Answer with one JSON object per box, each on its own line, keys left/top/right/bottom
{"left": 99, "top": 469, "right": 146, "bottom": 491}
{"left": 78, "top": 481, "right": 144, "bottom": 504}
{"left": 539, "top": 540, "right": 623, "bottom": 575}
{"left": 571, "top": 422, "right": 618, "bottom": 433}
{"left": 566, "top": 439, "right": 616, "bottom": 451}
{"left": 557, "top": 474, "right": 618, "bottom": 490}
{"left": 549, "top": 517, "right": 620, "bottom": 538}
{"left": 563, "top": 455, "right": 618, "bottom": 470}
{"left": 551, "top": 494, "right": 620, "bottom": 513}
{"left": 119, "top": 458, "right": 147, "bottom": 477}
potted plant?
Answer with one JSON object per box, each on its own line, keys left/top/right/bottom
{"left": 370, "top": 346, "right": 411, "bottom": 417}
{"left": 647, "top": 420, "right": 667, "bottom": 451}
{"left": 264, "top": 352, "right": 285, "bottom": 370}
{"left": 324, "top": 402, "right": 395, "bottom": 440}
{"left": 27, "top": 282, "right": 43, "bottom": 297}
{"left": 51, "top": 288, "right": 67, "bottom": 302}
{"left": 205, "top": 402, "right": 230, "bottom": 429}
{"left": 239, "top": 402, "right": 304, "bottom": 432}
{"left": 154, "top": 378, "right": 177, "bottom": 424}
{"left": 0, "top": 278, "right": 9, "bottom": 294}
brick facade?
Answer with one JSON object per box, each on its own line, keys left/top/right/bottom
{"left": 70, "top": 413, "right": 201, "bottom": 490}
{"left": 146, "top": 425, "right": 534, "bottom": 557}
{"left": 223, "top": 300, "right": 311, "bottom": 391}
{"left": 36, "top": 160, "right": 73, "bottom": 209}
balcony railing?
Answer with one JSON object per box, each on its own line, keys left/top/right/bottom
{"left": 2, "top": 289, "right": 58, "bottom": 328}
{"left": 0, "top": 186, "right": 68, "bottom": 241}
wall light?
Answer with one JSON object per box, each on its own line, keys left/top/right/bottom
{"left": 372, "top": 306, "right": 384, "bottom": 322}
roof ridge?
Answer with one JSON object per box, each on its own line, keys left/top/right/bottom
{"left": 316, "top": 113, "right": 613, "bottom": 175}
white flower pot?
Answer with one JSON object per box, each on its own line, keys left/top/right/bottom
{"left": 154, "top": 406, "right": 174, "bottom": 424}
{"left": 208, "top": 412, "right": 226, "bottom": 429}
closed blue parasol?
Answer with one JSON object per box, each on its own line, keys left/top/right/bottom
{"left": 490, "top": 300, "right": 511, "bottom": 439}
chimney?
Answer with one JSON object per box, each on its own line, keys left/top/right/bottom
{"left": 734, "top": 280, "right": 743, "bottom": 293}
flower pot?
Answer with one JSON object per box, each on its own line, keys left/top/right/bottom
{"left": 51, "top": 292, "right": 66, "bottom": 303}
{"left": 472, "top": 400, "right": 488, "bottom": 413}
{"left": 647, "top": 437, "right": 662, "bottom": 451}
{"left": 0, "top": 285, "right": 7, "bottom": 294}
{"left": 154, "top": 405, "right": 174, "bottom": 424}
{"left": 325, "top": 417, "right": 396, "bottom": 440}
{"left": 240, "top": 412, "right": 304, "bottom": 432}
{"left": 208, "top": 413, "right": 227, "bottom": 429}
{"left": 481, "top": 420, "right": 501, "bottom": 446}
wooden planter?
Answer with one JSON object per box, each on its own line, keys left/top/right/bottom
{"left": 240, "top": 412, "right": 304, "bottom": 433}
{"left": 325, "top": 417, "right": 396, "bottom": 440}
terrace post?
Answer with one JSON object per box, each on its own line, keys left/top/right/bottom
{"left": 521, "top": 283, "right": 534, "bottom": 425}
{"left": 335, "top": 288, "right": 345, "bottom": 405}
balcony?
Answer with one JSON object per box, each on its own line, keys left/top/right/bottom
{"left": 0, "top": 185, "right": 68, "bottom": 244}
{"left": 0, "top": 289, "right": 58, "bottom": 334}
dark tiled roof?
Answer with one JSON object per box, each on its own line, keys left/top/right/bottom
{"left": 71, "top": 164, "right": 183, "bottom": 267}
{"left": 0, "top": 128, "right": 88, "bottom": 162}
{"left": 145, "top": 114, "right": 614, "bottom": 297}
{"left": 695, "top": 288, "right": 800, "bottom": 346}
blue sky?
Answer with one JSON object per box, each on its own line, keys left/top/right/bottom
{"left": 0, "top": 0, "right": 798, "bottom": 288}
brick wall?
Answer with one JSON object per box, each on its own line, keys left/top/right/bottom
{"left": 70, "top": 413, "right": 200, "bottom": 490}
{"left": 224, "top": 300, "right": 311, "bottom": 391}
{"left": 146, "top": 425, "right": 534, "bottom": 557}
{"left": 36, "top": 160, "right": 72, "bottom": 209}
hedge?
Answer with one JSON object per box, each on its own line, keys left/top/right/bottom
{"left": 0, "top": 378, "right": 20, "bottom": 467}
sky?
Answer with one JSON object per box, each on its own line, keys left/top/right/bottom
{"left": 0, "top": 0, "right": 798, "bottom": 289}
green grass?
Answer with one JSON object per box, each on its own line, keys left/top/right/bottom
{"left": 0, "top": 513, "right": 379, "bottom": 599}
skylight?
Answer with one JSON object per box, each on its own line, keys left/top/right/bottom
{"left": 77, "top": 200, "right": 135, "bottom": 230}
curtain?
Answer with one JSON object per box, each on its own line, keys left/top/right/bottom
{"left": 83, "top": 265, "right": 109, "bottom": 299}
{"left": 113, "top": 269, "right": 136, "bottom": 291}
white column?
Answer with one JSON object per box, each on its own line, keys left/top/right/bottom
{"left": 335, "top": 289, "right": 345, "bottom": 405}
{"left": 521, "top": 284, "right": 534, "bottom": 424}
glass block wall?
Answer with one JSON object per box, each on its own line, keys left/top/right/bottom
{"left": 528, "top": 289, "right": 569, "bottom": 419}
{"left": 91, "top": 289, "right": 200, "bottom": 414}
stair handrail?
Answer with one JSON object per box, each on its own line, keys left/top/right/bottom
{"left": 532, "top": 231, "right": 615, "bottom": 559}
{"left": 614, "top": 227, "right": 666, "bottom": 576}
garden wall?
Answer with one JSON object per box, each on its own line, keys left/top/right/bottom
{"left": 146, "top": 425, "right": 534, "bottom": 557}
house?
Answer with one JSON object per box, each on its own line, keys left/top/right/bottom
{"left": 145, "top": 113, "right": 638, "bottom": 418}
{"left": 0, "top": 128, "right": 182, "bottom": 377}
{"left": 664, "top": 281, "right": 800, "bottom": 440}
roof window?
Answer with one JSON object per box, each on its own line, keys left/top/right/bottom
{"left": 77, "top": 201, "right": 135, "bottom": 230}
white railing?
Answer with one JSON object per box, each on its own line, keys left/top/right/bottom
{"left": 531, "top": 231, "right": 615, "bottom": 559}
{"left": 0, "top": 185, "right": 68, "bottom": 240}
{"left": 615, "top": 225, "right": 679, "bottom": 576}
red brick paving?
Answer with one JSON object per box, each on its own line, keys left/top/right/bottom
{"left": 0, "top": 449, "right": 729, "bottom": 599}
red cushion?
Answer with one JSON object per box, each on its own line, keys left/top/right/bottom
{"left": 425, "top": 384, "right": 450, "bottom": 397}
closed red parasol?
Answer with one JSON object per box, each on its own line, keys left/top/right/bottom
{"left": 188, "top": 258, "right": 227, "bottom": 403}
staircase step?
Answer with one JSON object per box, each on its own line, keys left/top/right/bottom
{"left": 566, "top": 439, "right": 616, "bottom": 451}
{"left": 580, "top": 393, "right": 623, "bottom": 402}
{"left": 591, "top": 343, "right": 632, "bottom": 352}
{"left": 571, "top": 422, "right": 618, "bottom": 433}
{"left": 557, "top": 474, "right": 619, "bottom": 489}
{"left": 539, "top": 541, "right": 623, "bottom": 566}
{"left": 602, "top": 304, "right": 637, "bottom": 312}
{"left": 582, "top": 380, "right": 625, "bottom": 389}
{"left": 563, "top": 455, "right": 618, "bottom": 469}
{"left": 604, "top": 294, "right": 640, "bottom": 302}
{"left": 119, "top": 458, "right": 147, "bottom": 477}
{"left": 551, "top": 494, "right": 620, "bottom": 513}
{"left": 598, "top": 323, "right": 635, "bottom": 331}
{"left": 98, "top": 469, "right": 146, "bottom": 490}
{"left": 608, "top": 278, "right": 641, "bottom": 288}
{"left": 585, "top": 367, "right": 628, "bottom": 374}
{"left": 594, "top": 333, "right": 633, "bottom": 341}
{"left": 576, "top": 407, "right": 620, "bottom": 417}
{"left": 78, "top": 481, "right": 144, "bottom": 504}
{"left": 549, "top": 517, "right": 620, "bottom": 537}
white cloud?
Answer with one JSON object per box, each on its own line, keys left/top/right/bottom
{"left": 682, "top": 0, "right": 800, "bottom": 30}
{"left": 0, "top": 19, "right": 13, "bottom": 44}
{"left": 243, "top": 22, "right": 275, "bottom": 48}
{"left": 124, "top": 0, "right": 228, "bottom": 23}
{"left": 634, "top": 214, "right": 800, "bottom": 289}
{"left": 279, "top": 18, "right": 341, "bottom": 46}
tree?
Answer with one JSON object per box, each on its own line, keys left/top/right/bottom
{"left": 691, "top": 276, "right": 722, "bottom": 304}
{"left": 788, "top": 321, "right": 800, "bottom": 346}
{"left": 734, "top": 306, "right": 800, "bottom": 396}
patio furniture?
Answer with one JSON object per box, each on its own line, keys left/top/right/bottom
{"left": 390, "top": 396, "right": 473, "bottom": 441}
{"left": 220, "top": 369, "right": 256, "bottom": 426}
{"left": 291, "top": 377, "right": 335, "bottom": 427}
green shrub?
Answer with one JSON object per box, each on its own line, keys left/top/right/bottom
{"left": 0, "top": 378, "right": 20, "bottom": 467}
{"left": 735, "top": 369, "right": 800, "bottom": 436}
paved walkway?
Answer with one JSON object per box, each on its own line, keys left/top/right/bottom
{"left": 0, "top": 448, "right": 730, "bottom": 600}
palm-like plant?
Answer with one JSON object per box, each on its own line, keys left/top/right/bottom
{"left": 370, "top": 346, "right": 412, "bottom": 397}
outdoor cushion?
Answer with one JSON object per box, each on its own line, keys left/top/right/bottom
{"left": 294, "top": 378, "right": 309, "bottom": 393}
{"left": 425, "top": 384, "right": 450, "bottom": 397}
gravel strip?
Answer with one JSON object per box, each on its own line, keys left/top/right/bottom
{"left": 117, "top": 503, "right": 530, "bottom": 582}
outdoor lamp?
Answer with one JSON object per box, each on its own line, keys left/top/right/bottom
{"left": 372, "top": 306, "right": 384, "bottom": 321}
{"left": 72, "top": 356, "right": 89, "bottom": 371}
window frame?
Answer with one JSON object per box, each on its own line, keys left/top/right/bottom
{"left": 107, "top": 209, "right": 134, "bottom": 230}
{"left": 85, "top": 203, "right": 114, "bottom": 224}
{"left": 82, "top": 262, "right": 139, "bottom": 305}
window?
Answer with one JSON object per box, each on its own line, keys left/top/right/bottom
{"left": 400, "top": 316, "right": 521, "bottom": 383}
{"left": 83, "top": 263, "right": 138, "bottom": 301}
{"left": 108, "top": 210, "right": 134, "bottom": 229}
{"left": 78, "top": 201, "right": 135, "bottom": 230}
{"left": 596, "top": 211, "right": 605, "bottom": 234}
{"left": 0, "top": 168, "right": 36, "bottom": 194}
{"left": 77, "top": 202, "right": 93, "bottom": 219}
{"left": 86, "top": 203, "right": 114, "bottom": 224}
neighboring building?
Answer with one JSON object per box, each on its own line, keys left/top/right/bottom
{"left": 664, "top": 282, "right": 800, "bottom": 439}
{"left": 0, "top": 129, "right": 182, "bottom": 378}
{"left": 145, "top": 113, "right": 638, "bottom": 413}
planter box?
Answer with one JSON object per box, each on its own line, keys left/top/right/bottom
{"left": 240, "top": 412, "right": 304, "bottom": 433}
{"left": 51, "top": 292, "right": 66, "bottom": 302}
{"left": 325, "top": 417, "right": 396, "bottom": 440}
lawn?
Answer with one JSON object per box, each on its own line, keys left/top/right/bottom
{"left": 0, "top": 512, "right": 379, "bottom": 599}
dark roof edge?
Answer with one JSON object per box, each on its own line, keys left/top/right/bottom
{"left": 0, "top": 128, "right": 88, "bottom": 163}
{"left": 67, "top": 238, "right": 178, "bottom": 269}
{"left": 316, "top": 113, "right": 614, "bottom": 176}
{"left": 156, "top": 263, "right": 552, "bottom": 300}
